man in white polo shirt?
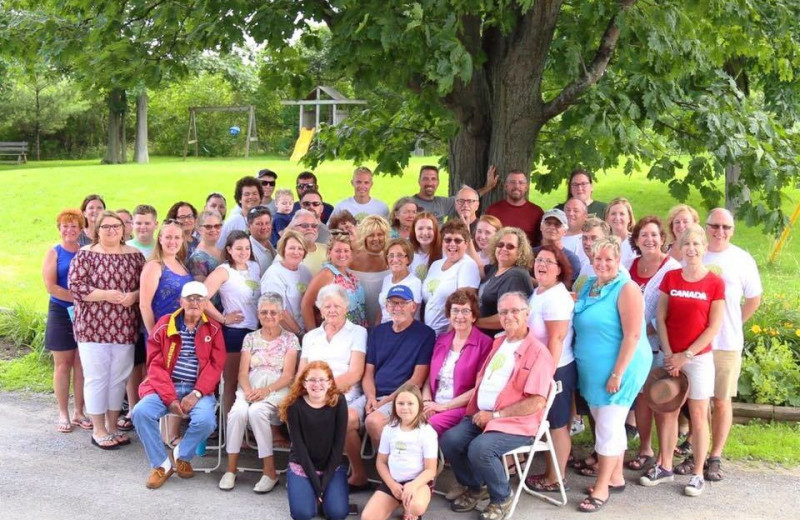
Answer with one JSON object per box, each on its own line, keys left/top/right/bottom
{"left": 702, "top": 208, "right": 762, "bottom": 482}
{"left": 332, "top": 166, "right": 389, "bottom": 221}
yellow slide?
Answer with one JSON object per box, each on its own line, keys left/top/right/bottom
{"left": 290, "top": 127, "right": 315, "bottom": 162}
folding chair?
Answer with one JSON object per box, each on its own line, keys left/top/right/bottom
{"left": 503, "top": 379, "right": 566, "bottom": 517}
{"left": 160, "top": 377, "right": 225, "bottom": 474}
{"left": 235, "top": 427, "right": 291, "bottom": 475}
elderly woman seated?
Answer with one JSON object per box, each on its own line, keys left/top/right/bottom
{"left": 298, "top": 284, "right": 369, "bottom": 489}
{"left": 422, "top": 289, "right": 493, "bottom": 436}
{"left": 219, "top": 292, "right": 300, "bottom": 493}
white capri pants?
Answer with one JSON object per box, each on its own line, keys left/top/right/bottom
{"left": 226, "top": 391, "right": 282, "bottom": 459}
{"left": 681, "top": 353, "right": 715, "bottom": 400}
{"left": 589, "top": 404, "right": 630, "bottom": 456}
{"left": 78, "top": 342, "right": 134, "bottom": 415}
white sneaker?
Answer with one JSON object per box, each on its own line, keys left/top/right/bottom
{"left": 684, "top": 475, "right": 705, "bottom": 497}
{"left": 253, "top": 474, "right": 279, "bottom": 494}
{"left": 219, "top": 472, "right": 236, "bottom": 491}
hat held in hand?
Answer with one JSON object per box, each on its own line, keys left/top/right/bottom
{"left": 642, "top": 367, "right": 690, "bottom": 414}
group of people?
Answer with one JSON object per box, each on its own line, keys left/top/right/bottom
{"left": 42, "top": 164, "right": 762, "bottom": 519}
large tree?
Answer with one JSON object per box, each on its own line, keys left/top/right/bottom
{"left": 248, "top": 0, "right": 800, "bottom": 233}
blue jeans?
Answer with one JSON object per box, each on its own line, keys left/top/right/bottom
{"left": 131, "top": 381, "right": 217, "bottom": 468}
{"left": 440, "top": 417, "right": 531, "bottom": 503}
{"left": 286, "top": 465, "right": 348, "bottom": 520}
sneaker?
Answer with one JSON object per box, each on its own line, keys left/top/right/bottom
{"left": 625, "top": 423, "right": 640, "bottom": 441}
{"left": 451, "top": 487, "right": 490, "bottom": 513}
{"left": 146, "top": 466, "right": 174, "bottom": 489}
{"left": 570, "top": 417, "right": 585, "bottom": 436}
{"left": 445, "top": 483, "right": 467, "bottom": 501}
{"left": 253, "top": 474, "right": 279, "bottom": 494}
{"left": 684, "top": 475, "right": 705, "bottom": 497}
{"left": 639, "top": 465, "right": 674, "bottom": 487}
{"left": 479, "top": 495, "right": 513, "bottom": 520}
{"left": 218, "top": 472, "right": 236, "bottom": 491}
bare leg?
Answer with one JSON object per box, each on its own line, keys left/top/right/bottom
{"left": 52, "top": 351, "right": 74, "bottom": 422}
{"left": 710, "top": 397, "right": 732, "bottom": 458}
{"left": 361, "top": 489, "right": 401, "bottom": 520}
{"left": 226, "top": 452, "right": 240, "bottom": 474}
{"left": 346, "top": 409, "right": 367, "bottom": 485}
{"left": 72, "top": 349, "right": 86, "bottom": 420}
{"left": 689, "top": 399, "right": 710, "bottom": 475}
{"left": 633, "top": 396, "right": 655, "bottom": 457}
{"left": 544, "top": 426, "right": 571, "bottom": 484}
{"left": 262, "top": 455, "right": 277, "bottom": 480}
{"left": 125, "top": 363, "right": 145, "bottom": 417}
{"left": 655, "top": 410, "right": 679, "bottom": 470}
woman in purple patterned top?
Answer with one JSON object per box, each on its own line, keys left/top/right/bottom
{"left": 68, "top": 211, "right": 145, "bottom": 450}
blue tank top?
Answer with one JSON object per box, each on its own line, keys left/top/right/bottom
{"left": 151, "top": 265, "right": 194, "bottom": 321}
{"left": 51, "top": 245, "right": 77, "bottom": 308}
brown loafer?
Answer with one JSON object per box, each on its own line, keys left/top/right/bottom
{"left": 175, "top": 458, "right": 194, "bottom": 478}
{"left": 146, "top": 467, "right": 174, "bottom": 489}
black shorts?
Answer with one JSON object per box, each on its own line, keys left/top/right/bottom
{"left": 377, "top": 479, "right": 434, "bottom": 497}
{"left": 548, "top": 361, "right": 577, "bottom": 429}
{"left": 44, "top": 301, "right": 77, "bottom": 352}
{"left": 134, "top": 329, "right": 147, "bottom": 366}
{"left": 222, "top": 326, "right": 253, "bottom": 353}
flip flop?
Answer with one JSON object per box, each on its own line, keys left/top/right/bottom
{"left": 112, "top": 432, "right": 132, "bottom": 446}
{"left": 577, "top": 495, "right": 607, "bottom": 513}
{"left": 626, "top": 454, "right": 656, "bottom": 471}
{"left": 91, "top": 434, "right": 120, "bottom": 450}
{"left": 578, "top": 465, "right": 598, "bottom": 478}
{"left": 57, "top": 420, "right": 73, "bottom": 433}
{"left": 116, "top": 415, "right": 134, "bottom": 432}
{"left": 584, "top": 483, "right": 626, "bottom": 495}
{"left": 71, "top": 417, "right": 93, "bottom": 431}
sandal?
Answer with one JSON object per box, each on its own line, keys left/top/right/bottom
{"left": 112, "top": 432, "right": 131, "bottom": 446}
{"left": 626, "top": 454, "right": 656, "bottom": 471}
{"left": 71, "top": 417, "right": 93, "bottom": 431}
{"left": 91, "top": 434, "right": 120, "bottom": 450}
{"left": 584, "top": 483, "right": 625, "bottom": 495}
{"left": 705, "top": 457, "right": 723, "bottom": 481}
{"left": 675, "top": 437, "right": 693, "bottom": 457}
{"left": 578, "top": 465, "right": 598, "bottom": 478}
{"left": 674, "top": 456, "right": 695, "bottom": 475}
{"left": 528, "top": 479, "right": 569, "bottom": 493}
{"left": 571, "top": 452, "right": 598, "bottom": 471}
{"left": 57, "top": 420, "right": 73, "bottom": 433}
{"left": 577, "top": 495, "right": 607, "bottom": 513}
{"left": 116, "top": 415, "right": 134, "bottom": 432}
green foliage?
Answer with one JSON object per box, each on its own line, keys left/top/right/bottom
{"left": 0, "top": 304, "right": 46, "bottom": 354}
{"left": 738, "top": 337, "right": 800, "bottom": 407}
{"left": 744, "top": 293, "right": 800, "bottom": 356}
{"left": 0, "top": 351, "right": 52, "bottom": 392}
{"left": 724, "top": 420, "right": 800, "bottom": 465}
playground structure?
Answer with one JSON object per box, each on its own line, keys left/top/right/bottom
{"left": 183, "top": 105, "right": 259, "bottom": 159}
{"left": 282, "top": 86, "right": 366, "bottom": 161}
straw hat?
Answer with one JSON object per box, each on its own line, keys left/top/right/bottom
{"left": 642, "top": 367, "right": 690, "bottom": 414}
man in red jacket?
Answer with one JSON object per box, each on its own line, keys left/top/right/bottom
{"left": 132, "top": 281, "right": 226, "bottom": 489}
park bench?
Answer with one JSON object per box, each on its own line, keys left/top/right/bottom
{"left": 0, "top": 142, "right": 28, "bottom": 164}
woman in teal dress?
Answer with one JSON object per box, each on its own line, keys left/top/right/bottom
{"left": 572, "top": 236, "right": 652, "bottom": 513}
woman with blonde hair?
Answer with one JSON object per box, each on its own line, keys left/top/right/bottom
{"left": 604, "top": 197, "right": 638, "bottom": 268}
{"left": 665, "top": 204, "right": 700, "bottom": 262}
{"left": 261, "top": 229, "right": 312, "bottom": 335}
{"left": 42, "top": 208, "right": 89, "bottom": 432}
{"left": 467, "top": 214, "right": 503, "bottom": 270}
{"left": 350, "top": 215, "right": 391, "bottom": 326}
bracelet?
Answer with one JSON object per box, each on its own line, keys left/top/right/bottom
{"left": 610, "top": 372, "right": 620, "bottom": 379}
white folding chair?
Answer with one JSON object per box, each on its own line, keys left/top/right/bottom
{"left": 235, "top": 426, "right": 291, "bottom": 475}
{"left": 503, "top": 379, "right": 566, "bottom": 517}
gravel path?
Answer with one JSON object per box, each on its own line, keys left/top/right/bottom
{"left": 2, "top": 391, "right": 797, "bottom": 520}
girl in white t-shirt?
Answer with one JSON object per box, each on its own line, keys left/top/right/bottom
{"left": 362, "top": 384, "right": 438, "bottom": 520}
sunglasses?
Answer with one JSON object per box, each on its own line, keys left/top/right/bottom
{"left": 296, "top": 183, "right": 316, "bottom": 190}
{"left": 443, "top": 237, "right": 465, "bottom": 245}
{"left": 706, "top": 223, "right": 733, "bottom": 230}
{"left": 200, "top": 224, "right": 223, "bottom": 230}
{"left": 261, "top": 180, "right": 276, "bottom": 187}
{"left": 495, "top": 241, "right": 517, "bottom": 250}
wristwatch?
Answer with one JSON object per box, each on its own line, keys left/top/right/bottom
{"left": 492, "top": 411, "right": 501, "bottom": 419}
{"left": 192, "top": 389, "right": 203, "bottom": 399}
{"left": 684, "top": 350, "right": 695, "bottom": 359}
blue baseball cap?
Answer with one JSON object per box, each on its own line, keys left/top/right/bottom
{"left": 386, "top": 285, "right": 414, "bottom": 301}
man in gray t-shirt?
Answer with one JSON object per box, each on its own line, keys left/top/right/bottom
{"left": 410, "top": 165, "right": 498, "bottom": 224}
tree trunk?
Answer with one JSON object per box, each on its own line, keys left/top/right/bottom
{"left": 34, "top": 85, "right": 41, "bottom": 161}
{"left": 133, "top": 92, "right": 149, "bottom": 163}
{"left": 102, "top": 88, "right": 126, "bottom": 164}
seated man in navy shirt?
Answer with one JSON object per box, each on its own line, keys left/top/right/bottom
{"left": 362, "top": 284, "right": 435, "bottom": 452}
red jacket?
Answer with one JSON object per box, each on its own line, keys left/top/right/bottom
{"left": 138, "top": 309, "right": 226, "bottom": 406}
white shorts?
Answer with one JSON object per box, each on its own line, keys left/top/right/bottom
{"left": 589, "top": 404, "right": 629, "bottom": 457}
{"left": 681, "top": 353, "right": 715, "bottom": 400}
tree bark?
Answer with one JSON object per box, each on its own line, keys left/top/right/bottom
{"left": 34, "top": 84, "right": 41, "bottom": 161}
{"left": 102, "top": 88, "right": 126, "bottom": 164}
{"left": 133, "top": 92, "right": 149, "bottom": 163}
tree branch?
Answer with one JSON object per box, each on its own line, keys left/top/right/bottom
{"left": 542, "top": 0, "right": 637, "bottom": 120}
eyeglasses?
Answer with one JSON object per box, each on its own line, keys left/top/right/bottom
{"left": 120, "top": 219, "right": 132, "bottom": 225}
{"left": 201, "top": 224, "right": 223, "bottom": 230}
{"left": 261, "top": 180, "right": 276, "bottom": 187}
{"left": 450, "top": 308, "right": 472, "bottom": 316}
{"left": 498, "top": 307, "right": 528, "bottom": 317}
{"left": 175, "top": 214, "right": 196, "bottom": 222}
{"left": 296, "top": 183, "right": 316, "bottom": 190}
{"left": 495, "top": 241, "right": 517, "bottom": 251}
{"left": 99, "top": 223, "right": 123, "bottom": 231}
{"left": 183, "top": 295, "right": 206, "bottom": 303}
{"left": 302, "top": 201, "right": 322, "bottom": 208}
{"left": 570, "top": 182, "right": 591, "bottom": 188}
{"left": 387, "top": 299, "right": 412, "bottom": 307}
{"left": 296, "top": 222, "right": 319, "bottom": 230}
{"left": 534, "top": 257, "right": 559, "bottom": 267}
{"left": 304, "top": 378, "right": 330, "bottom": 384}
{"left": 443, "top": 237, "right": 465, "bottom": 245}
{"left": 455, "top": 199, "right": 478, "bottom": 205}
{"left": 706, "top": 223, "right": 733, "bottom": 230}
{"left": 258, "top": 310, "right": 280, "bottom": 317}
{"left": 387, "top": 253, "right": 407, "bottom": 260}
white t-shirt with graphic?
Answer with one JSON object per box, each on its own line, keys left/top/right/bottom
{"left": 410, "top": 251, "right": 430, "bottom": 281}
{"left": 332, "top": 197, "right": 390, "bottom": 222}
{"left": 378, "top": 423, "right": 438, "bottom": 483}
{"left": 378, "top": 272, "right": 423, "bottom": 323}
{"left": 260, "top": 261, "right": 312, "bottom": 333}
{"left": 434, "top": 349, "right": 461, "bottom": 403}
{"left": 528, "top": 283, "right": 574, "bottom": 368}
{"left": 301, "top": 320, "right": 368, "bottom": 402}
{"left": 704, "top": 244, "right": 762, "bottom": 352}
{"left": 218, "top": 262, "right": 261, "bottom": 330}
{"left": 477, "top": 339, "right": 522, "bottom": 411}
{"left": 422, "top": 256, "right": 480, "bottom": 335}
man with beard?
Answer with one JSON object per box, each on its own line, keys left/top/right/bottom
{"left": 411, "top": 165, "right": 498, "bottom": 225}
{"left": 486, "top": 170, "right": 544, "bottom": 247}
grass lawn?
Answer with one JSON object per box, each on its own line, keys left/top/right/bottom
{"left": 1, "top": 154, "right": 797, "bottom": 310}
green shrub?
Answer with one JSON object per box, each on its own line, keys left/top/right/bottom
{"left": 744, "top": 293, "right": 800, "bottom": 358}
{"left": 738, "top": 336, "right": 800, "bottom": 406}
{"left": 0, "top": 304, "right": 46, "bottom": 354}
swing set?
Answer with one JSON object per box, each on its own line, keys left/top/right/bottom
{"left": 182, "top": 105, "right": 259, "bottom": 159}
